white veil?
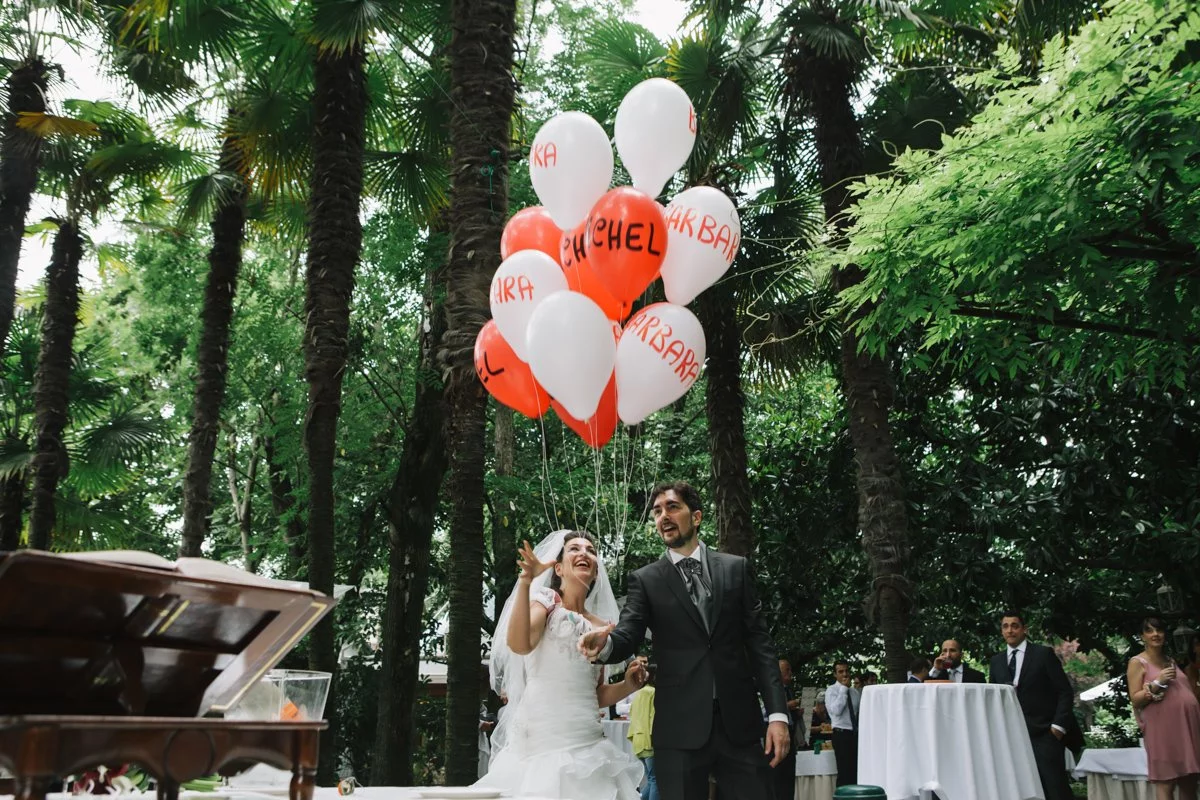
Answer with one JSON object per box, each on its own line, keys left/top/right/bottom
{"left": 487, "top": 529, "right": 621, "bottom": 757}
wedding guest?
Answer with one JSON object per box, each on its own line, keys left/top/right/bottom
{"left": 908, "top": 657, "right": 931, "bottom": 683}
{"left": 1127, "top": 617, "right": 1200, "bottom": 800}
{"left": 929, "top": 639, "right": 986, "bottom": 683}
{"left": 989, "top": 610, "right": 1080, "bottom": 800}
{"left": 628, "top": 656, "right": 659, "bottom": 800}
{"left": 809, "top": 692, "right": 831, "bottom": 749}
{"left": 826, "top": 661, "right": 860, "bottom": 786}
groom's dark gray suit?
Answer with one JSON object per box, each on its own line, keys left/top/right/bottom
{"left": 602, "top": 545, "right": 787, "bottom": 800}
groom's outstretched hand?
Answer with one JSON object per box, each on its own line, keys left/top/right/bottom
{"left": 578, "top": 624, "right": 613, "bottom": 660}
{"left": 764, "top": 720, "right": 791, "bottom": 767}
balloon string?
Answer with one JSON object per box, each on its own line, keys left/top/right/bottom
{"left": 536, "top": 413, "right": 560, "bottom": 531}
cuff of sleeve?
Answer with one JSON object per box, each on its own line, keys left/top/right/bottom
{"left": 1051, "top": 724, "right": 1066, "bottom": 734}
{"left": 768, "top": 713, "right": 790, "bottom": 726}
{"left": 596, "top": 637, "right": 614, "bottom": 662}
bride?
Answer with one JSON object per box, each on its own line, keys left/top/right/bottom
{"left": 477, "top": 530, "right": 646, "bottom": 799}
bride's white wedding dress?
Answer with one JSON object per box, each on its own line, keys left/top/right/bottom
{"left": 476, "top": 589, "right": 643, "bottom": 799}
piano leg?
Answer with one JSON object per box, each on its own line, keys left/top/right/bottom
{"left": 156, "top": 778, "right": 180, "bottom": 800}
{"left": 290, "top": 768, "right": 315, "bottom": 800}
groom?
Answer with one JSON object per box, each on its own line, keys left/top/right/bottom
{"left": 580, "top": 481, "right": 790, "bottom": 800}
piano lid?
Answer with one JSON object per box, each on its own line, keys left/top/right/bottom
{"left": 0, "top": 550, "right": 336, "bottom": 718}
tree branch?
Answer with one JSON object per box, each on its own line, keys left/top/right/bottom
{"left": 953, "top": 302, "right": 1197, "bottom": 345}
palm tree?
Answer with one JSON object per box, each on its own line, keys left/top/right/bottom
{"left": 439, "top": 0, "right": 518, "bottom": 784}
{"left": 0, "top": 307, "right": 166, "bottom": 549}
{"left": 25, "top": 99, "right": 194, "bottom": 550}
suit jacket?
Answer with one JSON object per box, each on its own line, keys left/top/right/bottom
{"left": 929, "top": 664, "right": 986, "bottom": 684}
{"left": 989, "top": 641, "right": 1083, "bottom": 754}
{"left": 605, "top": 549, "right": 787, "bottom": 749}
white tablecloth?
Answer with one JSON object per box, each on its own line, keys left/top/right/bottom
{"left": 1073, "top": 748, "right": 1145, "bottom": 781}
{"left": 602, "top": 718, "right": 634, "bottom": 757}
{"left": 858, "top": 683, "right": 1044, "bottom": 800}
{"left": 795, "top": 750, "right": 837, "bottom": 777}
{"left": 794, "top": 751, "right": 836, "bottom": 800}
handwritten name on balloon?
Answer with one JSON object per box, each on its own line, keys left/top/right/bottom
{"left": 623, "top": 308, "right": 701, "bottom": 384}
{"left": 531, "top": 142, "right": 558, "bottom": 168}
{"left": 491, "top": 273, "right": 536, "bottom": 304}
{"left": 589, "top": 215, "right": 665, "bottom": 257}
{"left": 664, "top": 203, "right": 739, "bottom": 264}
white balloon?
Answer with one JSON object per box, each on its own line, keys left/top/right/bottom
{"left": 615, "top": 302, "right": 706, "bottom": 424}
{"left": 489, "top": 250, "right": 568, "bottom": 362}
{"left": 526, "top": 291, "right": 616, "bottom": 420}
{"left": 614, "top": 78, "right": 697, "bottom": 199}
{"left": 529, "top": 112, "right": 614, "bottom": 230}
{"left": 660, "top": 186, "right": 741, "bottom": 306}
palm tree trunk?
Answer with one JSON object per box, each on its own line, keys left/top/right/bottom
{"left": 303, "top": 25, "right": 368, "bottom": 782}
{"left": 440, "top": 0, "right": 518, "bottom": 784}
{"left": 697, "top": 291, "right": 755, "bottom": 556}
{"left": 28, "top": 219, "right": 83, "bottom": 550}
{"left": 792, "top": 35, "right": 912, "bottom": 683}
{"left": 0, "top": 57, "right": 50, "bottom": 355}
{"left": 491, "top": 406, "right": 516, "bottom": 619}
{"left": 371, "top": 264, "right": 449, "bottom": 786}
{"left": 180, "top": 126, "right": 249, "bottom": 557}
{"left": 0, "top": 471, "right": 24, "bottom": 550}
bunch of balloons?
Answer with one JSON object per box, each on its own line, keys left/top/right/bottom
{"left": 474, "top": 78, "right": 742, "bottom": 449}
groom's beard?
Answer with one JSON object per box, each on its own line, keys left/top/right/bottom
{"left": 662, "top": 525, "right": 697, "bottom": 549}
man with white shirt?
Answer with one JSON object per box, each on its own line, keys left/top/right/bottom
{"left": 579, "top": 481, "right": 789, "bottom": 800}
{"left": 825, "top": 660, "right": 860, "bottom": 786}
{"left": 928, "top": 639, "right": 986, "bottom": 683}
{"left": 989, "top": 611, "right": 1078, "bottom": 800}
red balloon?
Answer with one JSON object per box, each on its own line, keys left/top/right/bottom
{"left": 501, "top": 206, "right": 563, "bottom": 262}
{"left": 552, "top": 372, "right": 618, "bottom": 449}
{"left": 584, "top": 187, "right": 668, "bottom": 306}
{"left": 560, "top": 223, "right": 630, "bottom": 323}
{"left": 474, "top": 320, "right": 550, "bottom": 418}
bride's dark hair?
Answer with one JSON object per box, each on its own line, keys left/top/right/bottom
{"left": 549, "top": 530, "right": 598, "bottom": 597}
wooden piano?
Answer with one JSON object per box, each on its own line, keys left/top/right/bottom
{"left": 0, "top": 550, "right": 337, "bottom": 800}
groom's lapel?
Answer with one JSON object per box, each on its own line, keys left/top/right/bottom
{"left": 660, "top": 556, "right": 707, "bottom": 634}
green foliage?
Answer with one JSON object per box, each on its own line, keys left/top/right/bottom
{"left": 837, "top": 0, "right": 1200, "bottom": 390}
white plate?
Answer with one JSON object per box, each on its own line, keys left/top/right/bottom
{"left": 413, "top": 790, "right": 503, "bottom": 799}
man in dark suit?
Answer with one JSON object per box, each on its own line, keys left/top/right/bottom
{"left": 989, "top": 611, "right": 1079, "bottom": 800}
{"left": 579, "top": 481, "right": 790, "bottom": 800}
{"left": 929, "top": 638, "right": 986, "bottom": 683}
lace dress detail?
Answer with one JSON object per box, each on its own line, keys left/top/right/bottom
{"left": 476, "top": 592, "right": 643, "bottom": 799}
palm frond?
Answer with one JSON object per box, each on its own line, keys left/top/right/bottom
{"left": 0, "top": 440, "right": 33, "bottom": 481}
{"left": 581, "top": 18, "right": 668, "bottom": 119}
{"left": 175, "top": 171, "right": 243, "bottom": 227}
{"left": 363, "top": 149, "right": 449, "bottom": 224}
{"left": 15, "top": 111, "right": 100, "bottom": 139}
{"left": 307, "top": 0, "right": 409, "bottom": 55}
{"left": 73, "top": 404, "right": 166, "bottom": 471}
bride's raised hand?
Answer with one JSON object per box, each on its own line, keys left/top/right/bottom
{"left": 517, "top": 539, "right": 553, "bottom": 583}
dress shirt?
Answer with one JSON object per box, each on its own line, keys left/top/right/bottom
{"left": 931, "top": 665, "right": 963, "bottom": 683}
{"left": 1008, "top": 639, "right": 1065, "bottom": 735}
{"left": 1007, "top": 641, "right": 1027, "bottom": 687}
{"left": 824, "top": 681, "right": 859, "bottom": 730}
{"left": 595, "top": 541, "right": 789, "bottom": 727}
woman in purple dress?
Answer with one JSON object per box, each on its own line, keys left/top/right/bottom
{"left": 1128, "top": 617, "right": 1200, "bottom": 800}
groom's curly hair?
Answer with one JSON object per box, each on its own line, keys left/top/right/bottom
{"left": 549, "top": 530, "right": 598, "bottom": 597}
{"left": 649, "top": 481, "right": 703, "bottom": 524}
